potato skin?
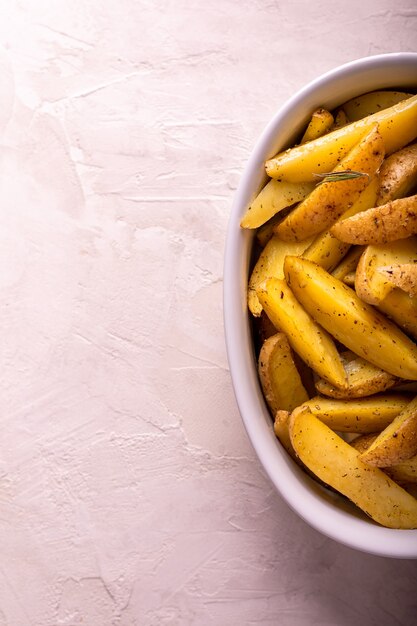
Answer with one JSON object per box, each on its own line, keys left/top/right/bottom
{"left": 377, "top": 141, "right": 417, "bottom": 206}
{"left": 330, "top": 194, "right": 417, "bottom": 245}
{"left": 315, "top": 353, "right": 397, "bottom": 399}
{"left": 258, "top": 333, "right": 309, "bottom": 414}
{"left": 289, "top": 406, "right": 417, "bottom": 529}
{"left": 283, "top": 256, "right": 417, "bottom": 380}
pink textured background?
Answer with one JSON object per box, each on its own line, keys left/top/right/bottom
{"left": 0, "top": 1, "right": 416, "bottom": 624}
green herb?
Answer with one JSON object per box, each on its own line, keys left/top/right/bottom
{"left": 314, "top": 170, "right": 370, "bottom": 185}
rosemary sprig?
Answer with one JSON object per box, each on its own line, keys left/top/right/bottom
{"left": 314, "top": 170, "right": 370, "bottom": 185}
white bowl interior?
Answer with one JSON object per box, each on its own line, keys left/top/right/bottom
{"left": 224, "top": 53, "right": 417, "bottom": 558}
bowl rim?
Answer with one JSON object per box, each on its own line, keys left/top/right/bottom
{"left": 223, "top": 52, "right": 417, "bottom": 559}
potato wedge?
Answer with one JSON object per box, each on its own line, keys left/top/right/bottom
{"left": 358, "top": 396, "right": 417, "bottom": 468}
{"left": 330, "top": 194, "right": 417, "bottom": 245}
{"left": 302, "top": 394, "right": 411, "bottom": 432}
{"left": 343, "top": 271, "right": 356, "bottom": 286}
{"left": 275, "top": 126, "right": 384, "bottom": 241}
{"left": 386, "top": 454, "right": 417, "bottom": 484}
{"left": 248, "top": 236, "right": 313, "bottom": 316}
{"left": 360, "top": 396, "right": 417, "bottom": 467}
{"left": 265, "top": 94, "right": 417, "bottom": 182}
{"left": 315, "top": 352, "right": 397, "bottom": 398}
{"left": 302, "top": 176, "right": 379, "bottom": 270}
{"left": 377, "top": 263, "right": 417, "bottom": 298}
{"left": 355, "top": 237, "right": 417, "bottom": 305}
{"left": 240, "top": 179, "right": 314, "bottom": 229}
{"left": 283, "top": 256, "right": 417, "bottom": 380}
{"left": 301, "top": 108, "right": 334, "bottom": 144}
{"left": 258, "top": 333, "right": 309, "bottom": 414}
{"left": 377, "top": 142, "right": 417, "bottom": 205}
{"left": 289, "top": 406, "right": 417, "bottom": 529}
{"left": 351, "top": 433, "right": 379, "bottom": 453}
{"left": 341, "top": 90, "right": 413, "bottom": 122}
{"left": 256, "top": 277, "right": 346, "bottom": 387}
{"left": 331, "top": 108, "right": 349, "bottom": 130}
{"left": 256, "top": 213, "right": 284, "bottom": 247}
{"left": 331, "top": 245, "right": 364, "bottom": 281}
{"left": 377, "top": 288, "right": 417, "bottom": 341}
{"left": 274, "top": 410, "right": 296, "bottom": 457}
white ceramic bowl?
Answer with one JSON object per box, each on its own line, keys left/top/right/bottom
{"left": 224, "top": 53, "right": 417, "bottom": 559}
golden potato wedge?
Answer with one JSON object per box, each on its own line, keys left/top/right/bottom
{"left": 343, "top": 271, "right": 356, "bottom": 286}
{"left": 274, "top": 410, "right": 296, "bottom": 457}
{"left": 315, "top": 352, "right": 397, "bottom": 398}
{"left": 360, "top": 396, "right": 417, "bottom": 467}
{"left": 386, "top": 454, "right": 417, "bottom": 485}
{"left": 341, "top": 90, "right": 413, "bottom": 122}
{"left": 377, "top": 288, "right": 417, "bottom": 341}
{"left": 258, "top": 333, "right": 309, "bottom": 414}
{"left": 330, "top": 194, "right": 417, "bottom": 245}
{"left": 351, "top": 433, "right": 378, "bottom": 453}
{"left": 302, "top": 176, "right": 379, "bottom": 270}
{"left": 283, "top": 256, "right": 417, "bottom": 380}
{"left": 289, "top": 406, "right": 417, "bottom": 529}
{"left": 256, "top": 213, "right": 284, "bottom": 247}
{"left": 302, "top": 394, "right": 411, "bottom": 433}
{"left": 331, "top": 245, "right": 364, "bottom": 281}
{"left": 256, "top": 277, "right": 346, "bottom": 387}
{"left": 248, "top": 236, "right": 313, "bottom": 316}
{"left": 331, "top": 108, "right": 349, "bottom": 130}
{"left": 355, "top": 237, "right": 417, "bottom": 305}
{"left": 377, "top": 263, "right": 417, "bottom": 298}
{"left": 301, "top": 108, "right": 334, "bottom": 144}
{"left": 265, "top": 94, "right": 417, "bottom": 182}
{"left": 275, "top": 126, "right": 384, "bottom": 241}
{"left": 377, "top": 142, "right": 417, "bottom": 205}
{"left": 240, "top": 179, "right": 314, "bottom": 229}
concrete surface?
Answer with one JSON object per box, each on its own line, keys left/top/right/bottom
{"left": 0, "top": 1, "right": 416, "bottom": 624}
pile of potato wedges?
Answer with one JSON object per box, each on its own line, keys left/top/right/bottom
{"left": 242, "top": 90, "right": 417, "bottom": 529}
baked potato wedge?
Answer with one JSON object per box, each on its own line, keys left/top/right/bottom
{"left": 331, "top": 245, "right": 364, "bottom": 281}
{"left": 302, "top": 394, "right": 411, "bottom": 433}
{"left": 301, "top": 108, "right": 334, "bottom": 144}
{"left": 377, "top": 263, "right": 417, "bottom": 298}
{"left": 302, "top": 176, "right": 379, "bottom": 270}
{"left": 315, "top": 352, "right": 397, "bottom": 398}
{"left": 275, "top": 125, "right": 384, "bottom": 241}
{"left": 283, "top": 256, "right": 417, "bottom": 380}
{"left": 355, "top": 237, "right": 417, "bottom": 305}
{"left": 331, "top": 108, "right": 349, "bottom": 130}
{"left": 377, "top": 142, "right": 417, "bottom": 206}
{"left": 377, "top": 288, "right": 417, "bottom": 341}
{"left": 360, "top": 396, "right": 417, "bottom": 467}
{"left": 351, "top": 428, "right": 417, "bottom": 483}
{"left": 386, "top": 454, "right": 417, "bottom": 485}
{"left": 256, "top": 277, "right": 346, "bottom": 387}
{"left": 265, "top": 94, "right": 417, "bottom": 182}
{"left": 330, "top": 194, "right": 417, "bottom": 245}
{"left": 274, "top": 410, "right": 296, "bottom": 457}
{"left": 341, "top": 90, "right": 413, "bottom": 122}
{"left": 258, "top": 333, "right": 309, "bottom": 414}
{"left": 289, "top": 406, "right": 417, "bottom": 529}
{"left": 248, "top": 236, "right": 313, "bottom": 316}
{"left": 342, "top": 271, "right": 356, "bottom": 286}
{"left": 240, "top": 179, "right": 314, "bottom": 229}
{"left": 351, "top": 434, "right": 379, "bottom": 453}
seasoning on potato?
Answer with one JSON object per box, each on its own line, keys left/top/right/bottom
{"left": 242, "top": 90, "right": 417, "bottom": 528}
